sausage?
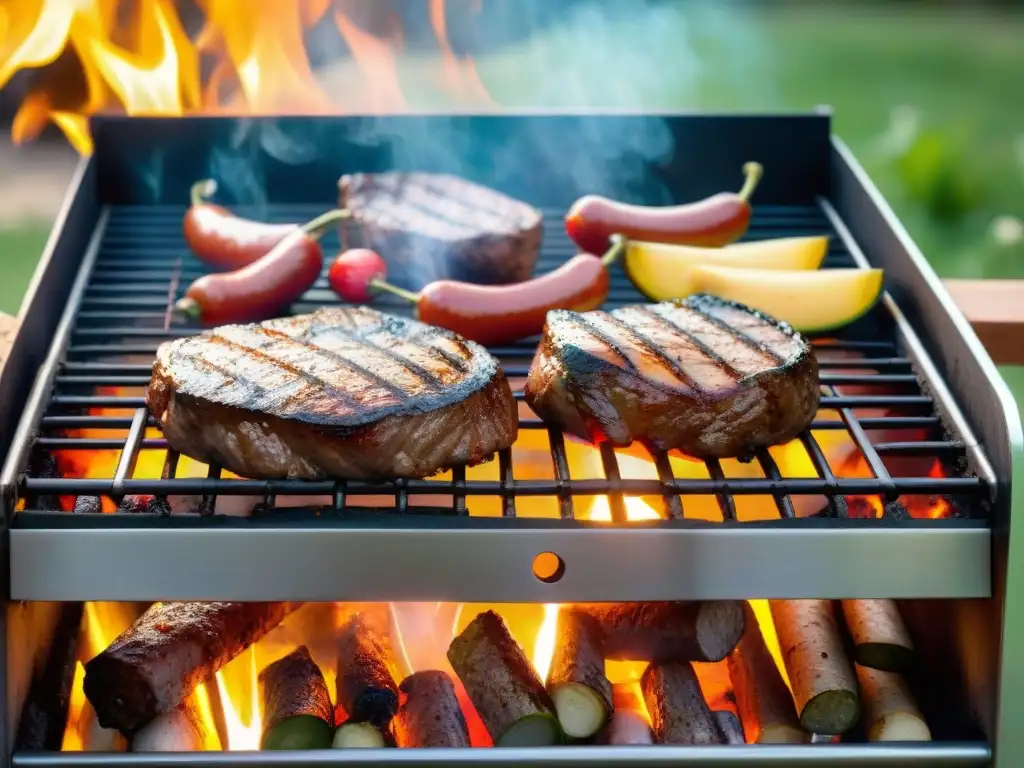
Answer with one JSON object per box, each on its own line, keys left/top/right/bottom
{"left": 176, "top": 209, "right": 347, "bottom": 326}
{"left": 565, "top": 162, "right": 762, "bottom": 254}
{"left": 330, "top": 242, "right": 621, "bottom": 347}
{"left": 183, "top": 179, "right": 298, "bottom": 270}
{"left": 416, "top": 253, "right": 610, "bottom": 346}
{"left": 83, "top": 601, "right": 298, "bottom": 732}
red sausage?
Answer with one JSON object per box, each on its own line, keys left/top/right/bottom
{"left": 416, "top": 254, "right": 611, "bottom": 347}
{"left": 565, "top": 162, "right": 762, "bottom": 254}
{"left": 182, "top": 179, "right": 297, "bottom": 271}
{"left": 176, "top": 210, "right": 347, "bottom": 326}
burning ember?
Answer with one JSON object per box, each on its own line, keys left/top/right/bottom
{"left": 1, "top": 0, "right": 493, "bottom": 154}
{"left": 47, "top": 596, "right": 936, "bottom": 752}
{"left": 51, "top": 380, "right": 955, "bottom": 521}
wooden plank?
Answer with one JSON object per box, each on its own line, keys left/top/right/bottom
{"left": 944, "top": 279, "right": 1024, "bottom": 366}
{"left": 0, "top": 311, "right": 16, "bottom": 369}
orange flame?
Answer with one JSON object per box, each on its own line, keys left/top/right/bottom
{"left": 216, "top": 647, "right": 261, "bottom": 751}
{"left": 2, "top": 0, "right": 493, "bottom": 154}
{"left": 532, "top": 603, "right": 560, "bottom": 682}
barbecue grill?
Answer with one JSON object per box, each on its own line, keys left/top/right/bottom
{"left": 0, "top": 112, "right": 1020, "bottom": 767}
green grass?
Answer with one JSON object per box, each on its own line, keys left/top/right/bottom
{"left": 0, "top": 224, "right": 49, "bottom": 316}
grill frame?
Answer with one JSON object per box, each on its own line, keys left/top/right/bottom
{"left": 0, "top": 113, "right": 1021, "bottom": 768}
{"left": 0, "top": 113, "right": 1007, "bottom": 604}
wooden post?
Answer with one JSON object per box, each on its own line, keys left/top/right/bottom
{"left": 0, "top": 312, "right": 16, "bottom": 369}
{"left": 944, "top": 280, "right": 1024, "bottom": 365}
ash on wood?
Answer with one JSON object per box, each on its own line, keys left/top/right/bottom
{"left": 640, "top": 661, "right": 724, "bottom": 745}
{"left": 546, "top": 609, "right": 613, "bottom": 739}
{"left": 601, "top": 684, "right": 652, "bottom": 745}
{"left": 856, "top": 665, "right": 931, "bottom": 742}
{"left": 393, "top": 671, "right": 471, "bottom": 748}
{"left": 15, "top": 602, "right": 84, "bottom": 750}
{"left": 448, "top": 610, "right": 561, "bottom": 746}
{"left": 132, "top": 694, "right": 220, "bottom": 752}
{"left": 577, "top": 601, "right": 745, "bottom": 663}
{"left": 842, "top": 600, "right": 914, "bottom": 673}
{"left": 259, "top": 646, "right": 334, "bottom": 750}
{"left": 713, "top": 710, "right": 745, "bottom": 745}
{"left": 335, "top": 612, "right": 399, "bottom": 728}
{"left": 332, "top": 722, "right": 387, "bottom": 749}
{"left": 770, "top": 600, "right": 859, "bottom": 735}
{"left": 83, "top": 601, "right": 296, "bottom": 732}
{"left": 727, "top": 603, "right": 806, "bottom": 744}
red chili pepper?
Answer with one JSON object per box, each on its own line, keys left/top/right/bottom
{"left": 565, "top": 162, "right": 763, "bottom": 254}
{"left": 328, "top": 239, "right": 623, "bottom": 347}
{"left": 175, "top": 210, "right": 348, "bottom": 326}
{"left": 182, "top": 179, "right": 299, "bottom": 270}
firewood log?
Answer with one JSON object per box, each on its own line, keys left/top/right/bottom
{"left": 769, "top": 600, "right": 859, "bottom": 735}
{"left": 842, "top": 600, "right": 914, "bottom": 673}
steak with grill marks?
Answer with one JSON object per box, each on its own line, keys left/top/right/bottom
{"left": 338, "top": 172, "right": 543, "bottom": 289}
{"left": 524, "top": 294, "right": 819, "bottom": 459}
{"left": 146, "top": 307, "right": 519, "bottom": 480}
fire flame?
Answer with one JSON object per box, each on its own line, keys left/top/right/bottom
{"left": 1, "top": 0, "right": 493, "bottom": 154}
{"left": 60, "top": 595, "right": 808, "bottom": 751}
{"left": 216, "top": 648, "right": 261, "bottom": 751}
{"left": 532, "top": 604, "right": 560, "bottom": 682}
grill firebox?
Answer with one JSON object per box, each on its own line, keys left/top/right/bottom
{"left": 0, "top": 113, "right": 1021, "bottom": 767}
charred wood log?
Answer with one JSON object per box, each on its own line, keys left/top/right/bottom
{"left": 546, "top": 609, "right": 613, "bottom": 739}
{"left": 728, "top": 602, "right": 806, "bottom": 744}
{"left": 769, "top": 600, "right": 859, "bottom": 735}
{"left": 448, "top": 610, "right": 561, "bottom": 746}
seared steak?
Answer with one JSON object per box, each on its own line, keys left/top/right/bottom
{"left": 147, "top": 307, "right": 518, "bottom": 479}
{"left": 339, "top": 172, "right": 543, "bottom": 289}
{"left": 524, "top": 294, "right": 819, "bottom": 459}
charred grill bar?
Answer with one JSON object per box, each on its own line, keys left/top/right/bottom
{"left": 0, "top": 113, "right": 1020, "bottom": 767}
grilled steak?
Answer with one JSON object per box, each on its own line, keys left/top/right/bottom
{"left": 147, "top": 307, "right": 518, "bottom": 480}
{"left": 339, "top": 172, "right": 543, "bottom": 289}
{"left": 524, "top": 294, "right": 819, "bottom": 459}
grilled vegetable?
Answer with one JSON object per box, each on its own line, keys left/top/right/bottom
{"left": 690, "top": 265, "right": 885, "bottom": 334}
{"left": 332, "top": 722, "right": 387, "bottom": 748}
{"left": 576, "top": 602, "right": 746, "bottom": 663}
{"left": 330, "top": 241, "right": 623, "bottom": 348}
{"left": 566, "top": 162, "right": 762, "bottom": 254}
{"left": 336, "top": 612, "right": 399, "bottom": 728}
{"left": 183, "top": 179, "right": 297, "bottom": 270}
{"left": 448, "top": 610, "right": 562, "bottom": 746}
{"left": 83, "top": 601, "right": 295, "bottom": 732}
{"left": 624, "top": 235, "right": 829, "bottom": 301}
{"left": 546, "top": 609, "right": 613, "bottom": 738}
{"left": 641, "top": 661, "right": 724, "bottom": 745}
{"left": 15, "top": 602, "right": 83, "bottom": 751}
{"left": 176, "top": 209, "right": 347, "bottom": 326}
{"left": 259, "top": 646, "right": 334, "bottom": 750}
{"left": 393, "top": 671, "right": 471, "bottom": 748}
{"left": 147, "top": 307, "right": 518, "bottom": 481}
{"left": 328, "top": 249, "right": 386, "bottom": 303}
{"left": 728, "top": 603, "right": 806, "bottom": 744}
{"left": 770, "top": 600, "right": 860, "bottom": 735}
{"left": 856, "top": 665, "right": 931, "bottom": 742}
{"left": 841, "top": 600, "right": 915, "bottom": 673}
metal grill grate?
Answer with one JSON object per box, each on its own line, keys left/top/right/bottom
{"left": 17, "top": 201, "right": 989, "bottom": 523}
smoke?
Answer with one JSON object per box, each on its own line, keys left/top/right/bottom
{"left": 203, "top": 0, "right": 773, "bottom": 208}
